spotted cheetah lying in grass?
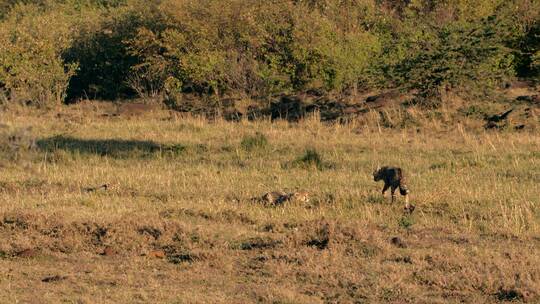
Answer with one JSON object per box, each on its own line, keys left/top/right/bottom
{"left": 255, "top": 190, "right": 310, "bottom": 206}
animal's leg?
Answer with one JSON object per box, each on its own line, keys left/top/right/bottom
{"left": 382, "top": 184, "right": 389, "bottom": 197}
{"left": 391, "top": 186, "right": 397, "bottom": 203}
{"left": 403, "top": 194, "right": 410, "bottom": 209}
{"left": 402, "top": 194, "right": 415, "bottom": 213}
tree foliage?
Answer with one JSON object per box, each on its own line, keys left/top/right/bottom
{"left": 0, "top": 0, "right": 537, "bottom": 107}
{"left": 0, "top": 3, "right": 77, "bottom": 106}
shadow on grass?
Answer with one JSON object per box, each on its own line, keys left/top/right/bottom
{"left": 37, "top": 135, "right": 186, "bottom": 158}
{"left": 366, "top": 194, "right": 386, "bottom": 204}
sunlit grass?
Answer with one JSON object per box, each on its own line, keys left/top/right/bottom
{"left": 0, "top": 107, "right": 539, "bottom": 303}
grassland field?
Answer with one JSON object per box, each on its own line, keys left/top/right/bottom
{"left": 0, "top": 105, "right": 539, "bottom": 303}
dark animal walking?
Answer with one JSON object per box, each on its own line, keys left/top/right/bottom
{"left": 373, "top": 166, "right": 414, "bottom": 213}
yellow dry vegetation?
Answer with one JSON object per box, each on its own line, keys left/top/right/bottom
{"left": 0, "top": 106, "right": 539, "bottom": 303}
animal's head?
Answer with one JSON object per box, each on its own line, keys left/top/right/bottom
{"left": 291, "top": 191, "right": 310, "bottom": 203}
{"left": 373, "top": 167, "right": 382, "bottom": 181}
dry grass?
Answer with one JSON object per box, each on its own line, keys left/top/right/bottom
{"left": 1, "top": 105, "right": 539, "bottom": 303}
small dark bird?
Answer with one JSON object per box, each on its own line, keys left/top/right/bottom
{"left": 486, "top": 109, "right": 513, "bottom": 123}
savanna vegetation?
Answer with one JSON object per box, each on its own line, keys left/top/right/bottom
{"left": 1, "top": 108, "right": 540, "bottom": 303}
{"left": 0, "top": 0, "right": 538, "bottom": 110}
{"left": 1, "top": 1, "right": 540, "bottom": 303}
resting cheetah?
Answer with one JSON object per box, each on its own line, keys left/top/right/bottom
{"left": 257, "top": 190, "right": 310, "bottom": 205}
{"left": 261, "top": 191, "right": 289, "bottom": 205}
{"left": 288, "top": 191, "right": 310, "bottom": 203}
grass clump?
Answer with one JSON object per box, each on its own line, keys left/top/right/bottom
{"left": 289, "top": 148, "right": 334, "bottom": 170}
{"left": 161, "top": 143, "right": 187, "bottom": 157}
{"left": 367, "top": 194, "right": 386, "bottom": 204}
{"left": 0, "top": 126, "right": 36, "bottom": 154}
{"left": 232, "top": 236, "right": 282, "bottom": 250}
{"left": 398, "top": 216, "right": 414, "bottom": 230}
{"left": 240, "top": 132, "right": 269, "bottom": 151}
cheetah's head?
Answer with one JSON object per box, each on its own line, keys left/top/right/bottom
{"left": 290, "top": 191, "right": 310, "bottom": 203}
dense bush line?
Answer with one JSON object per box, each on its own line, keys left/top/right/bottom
{"left": 0, "top": 0, "right": 538, "bottom": 107}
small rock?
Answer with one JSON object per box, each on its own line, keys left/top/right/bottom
{"left": 496, "top": 288, "right": 526, "bottom": 302}
{"left": 391, "top": 237, "right": 407, "bottom": 248}
{"left": 16, "top": 248, "right": 38, "bottom": 258}
{"left": 516, "top": 95, "right": 538, "bottom": 103}
{"left": 507, "top": 80, "right": 532, "bottom": 89}
{"left": 393, "top": 256, "right": 413, "bottom": 264}
{"left": 343, "top": 106, "right": 360, "bottom": 114}
{"left": 42, "top": 275, "right": 67, "bottom": 283}
{"left": 101, "top": 246, "right": 117, "bottom": 256}
{"left": 148, "top": 250, "right": 166, "bottom": 259}
{"left": 516, "top": 95, "right": 533, "bottom": 102}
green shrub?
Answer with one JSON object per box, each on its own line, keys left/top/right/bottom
{"left": 0, "top": 3, "right": 78, "bottom": 107}
{"left": 240, "top": 132, "right": 268, "bottom": 151}
{"left": 0, "top": 0, "right": 538, "bottom": 107}
{"left": 532, "top": 50, "right": 540, "bottom": 76}
{"left": 517, "top": 22, "right": 540, "bottom": 78}
{"left": 297, "top": 149, "right": 323, "bottom": 166}
{"left": 398, "top": 216, "right": 414, "bottom": 230}
{"left": 64, "top": 1, "right": 162, "bottom": 100}
{"left": 126, "top": 0, "right": 380, "bottom": 99}
{"left": 381, "top": 17, "right": 515, "bottom": 107}
{"left": 367, "top": 194, "right": 385, "bottom": 205}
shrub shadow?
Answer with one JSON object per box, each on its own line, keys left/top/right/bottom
{"left": 37, "top": 135, "right": 185, "bottom": 158}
